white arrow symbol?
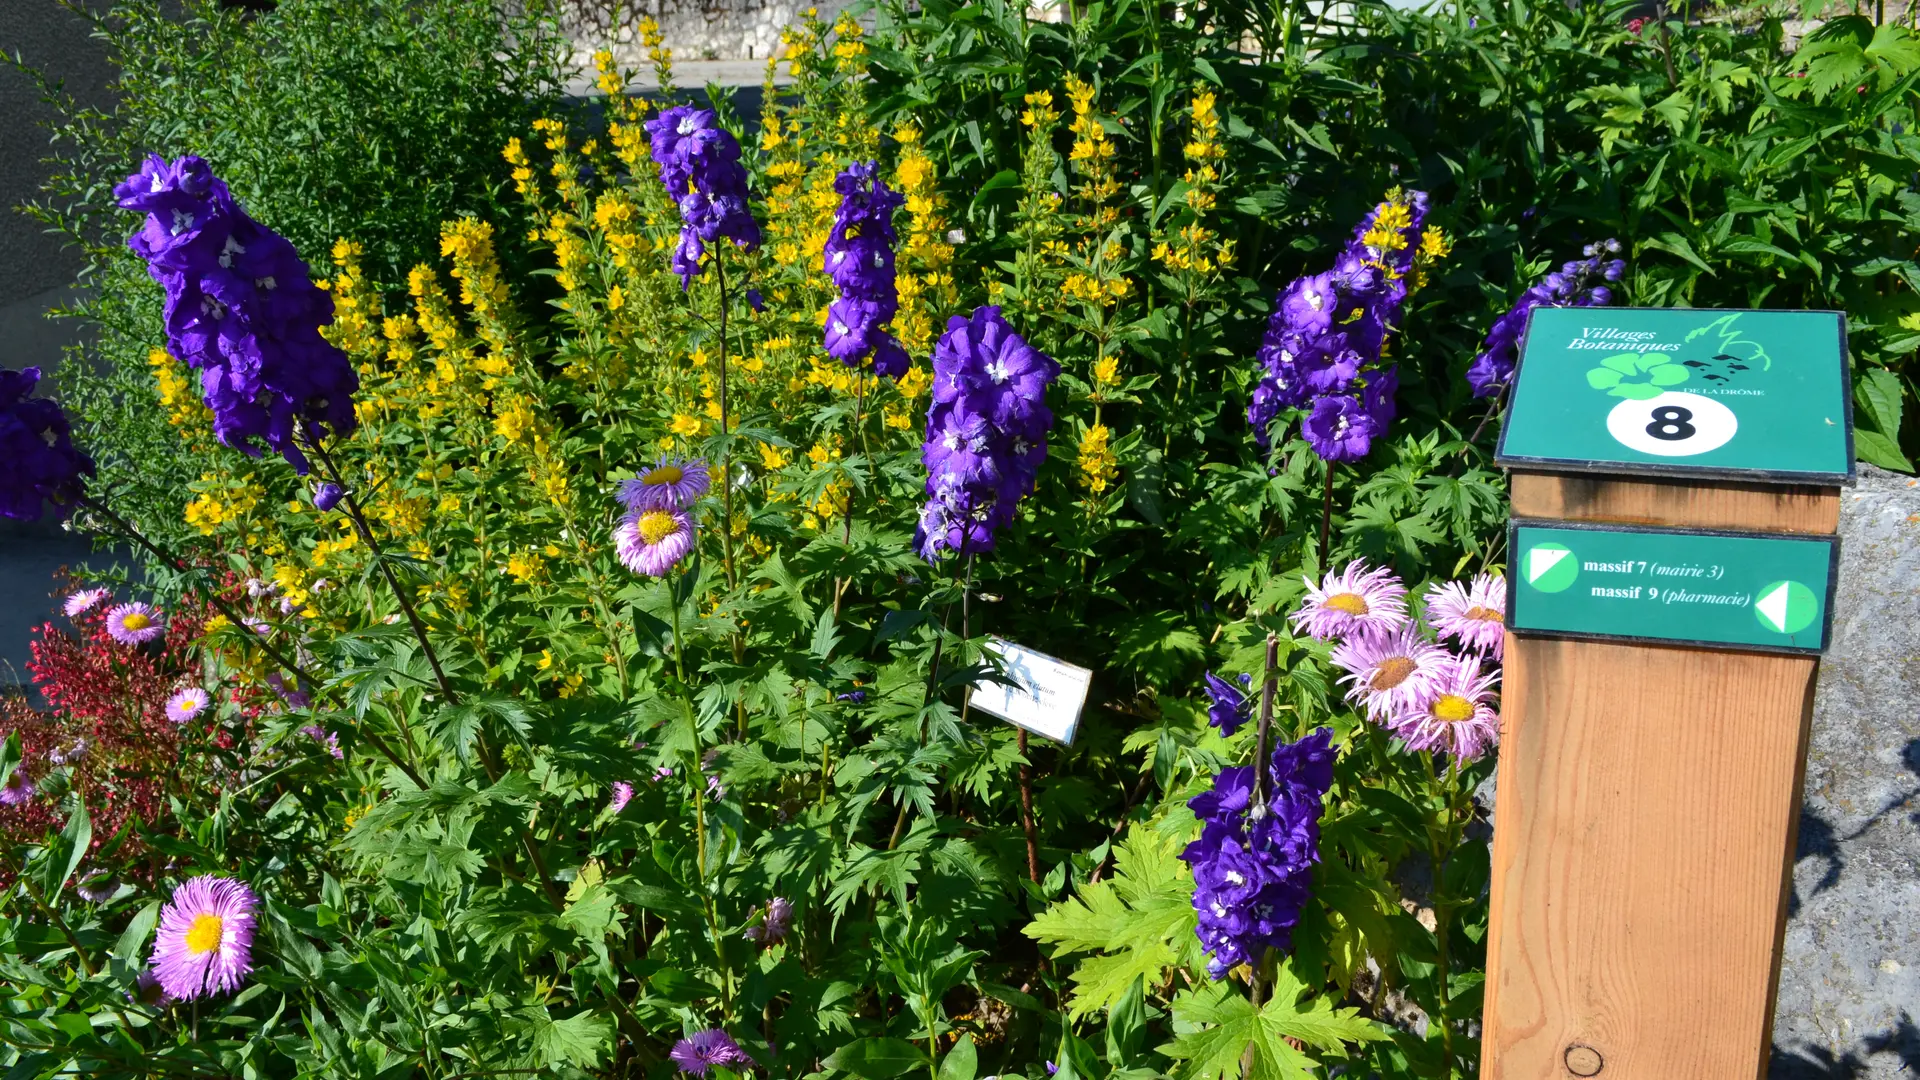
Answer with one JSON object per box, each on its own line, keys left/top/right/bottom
{"left": 1528, "top": 547, "right": 1570, "bottom": 584}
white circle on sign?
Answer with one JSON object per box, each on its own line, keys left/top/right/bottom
{"left": 1605, "top": 391, "right": 1737, "bottom": 457}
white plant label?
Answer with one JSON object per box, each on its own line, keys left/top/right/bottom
{"left": 967, "top": 638, "right": 1092, "bottom": 746}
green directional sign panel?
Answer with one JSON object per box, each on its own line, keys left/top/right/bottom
{"left": 1497, "top": 307, "right": 1853, "bottom": 483}
{"left": 1507, "top": 522, "right": 1838, "bottom": 653}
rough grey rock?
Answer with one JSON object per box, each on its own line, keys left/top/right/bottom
{"left": 1770, "top": 464, "right": 1920, "bottom": 1079}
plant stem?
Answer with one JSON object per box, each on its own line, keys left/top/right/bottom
{"left": 1318, "top": 464, "right": 1336, "bottom": 562}
{"left": 1425, "top": 752, "right": 1462, "bottom": 1076}
{"left": 307, "top": 438, "right": 454, "bottom": 719}
{"left": 712, "top": 252, "right": 749, "bottom": 740}
{"left": 712, "top": 254, "right": 739, "bottom": 594}
{"left": 1018, "top": 729, "right": 1040, "bottom": 884}
{"left": 306, "top": 438, "right": 571, "bottom": 910}
{"left": 1253, "top": 632, "right": 1279, "bottom": 807}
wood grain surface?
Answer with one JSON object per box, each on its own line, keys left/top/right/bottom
{"left": 1509, "top": 471, "right": 1841, "bottom": 534}
{"left": 1481, "top": 634, "right": 1819, "bottom": 1079}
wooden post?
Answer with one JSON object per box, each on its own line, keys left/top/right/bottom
{"left": 1483, "top": 308, "right": 1853, "bottom": 1080}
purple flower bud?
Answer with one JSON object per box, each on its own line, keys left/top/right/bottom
{"left": 746, "top": 288, "right": 765, "bottom": 312}
{"left": 312, "top": 482, "right": 344, "bottom": 511}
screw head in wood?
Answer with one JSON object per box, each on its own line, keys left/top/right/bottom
{"left": 1564, "top": 1045, "right": 1604, "bottom": 1076}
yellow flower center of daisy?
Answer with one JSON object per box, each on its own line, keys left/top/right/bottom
{"left": 637, "top": 511, "right": 678, "bottom": 546}
{"left": 185, "top": 913, "right": 224, "bottom": 955}
{"left": 643, "top": 464, "right": 684, "bottom": 485}
{"left": 1464, "top": 605, "right": 1501, "bottom": 623}
{"left": 1431, "top": 694, "right": 1475, "bottom": 723}
{"left": 1370, "top": 656, "right": 1415, "bottom": 690}
{"left": 1325, "top": 592, "right": 1369, "bottom": 615}
{"left": 121, "top": 612, "right": 151, "bottom": 631}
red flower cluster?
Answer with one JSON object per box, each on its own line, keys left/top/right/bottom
{"left": 0, "top": 591, "right": 209, "bottom": 885}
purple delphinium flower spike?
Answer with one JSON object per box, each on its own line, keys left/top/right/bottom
{"left": 1247, "top": 190, "right": 1431, "bottom": 459}
{"left": 1179, "top": 728, "right": 1336, "bottom": 978}
{"left": 645, "top": 107, "right": 761, "bottom": 290}
{"left": 1467, "top": 240, "right": 1624, "bottom": 399}
{"left": 114, "top": 155, "right": 358, "bottom": 474}
{"left": 917, "top": 306, "right": 1059, "bottom": 560}
{"left": 823, "top": 160, "right": 910, "bottom": 378}
{"left": 0, "top": 367, "right": 94, "bottom": 521}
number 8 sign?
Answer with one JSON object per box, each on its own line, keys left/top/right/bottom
{"left": 1605, "top": 391, "right": 1739, "bottom": 457}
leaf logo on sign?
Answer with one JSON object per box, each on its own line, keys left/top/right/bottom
{"left": 1586, "top": 352, "right": 1692, "bottom": 400}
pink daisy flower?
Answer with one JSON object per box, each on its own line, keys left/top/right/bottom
{"left": 104, "top": 602, "right": 166, "bottom": 645}
{"left": 619, "top": 458, "right": 711, "bottom": 513}
{"left": 1388, "top": 655, "right": 1501, "bottom": 762}
{"left": 1427, "top": 573, "right": 1507, "bottom": 660}
{"left": 615, "top": 509, "right": 696, "bottom": 578}
{"left": 64, "top": 587, "right": 110, "bottom": 617}
{"left": 1291, "top": 561, "right": 1408, "bottom": 641}
{"left": 608, "top": 781, "right": 634, "bottom": 814}
{"left": 148, "top": 875, "right": 258, "bottom": 1001}
{"left": 1330, "top": 625, "right": 1450, "bottom": 722}
{"left": 1, "top": 769, "right": 36, "bottom": 806}
{"left": 166, "top": 687, "right": 211, "bottom": 725}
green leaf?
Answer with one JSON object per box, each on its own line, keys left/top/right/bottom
{"left": 938, "top": 1035, "right": 978, "bottom": 1080}
{"left": 1162, "top": 964, "right": 1386, "bottom": 1080}
{"left": 1855, "top": 427, "right": 1912, "bottom": 471}
{"left": 0, "top": 732, "right": 18, "bottom": 795}
{"left": 556, "top": 883, "right": 623, "bottom": 940}
{"left": 1858, "top": 367, "right": 1906, "bottom": 439}
{"left": 1026, "top": 830, "right": 1197, "bottom": 1017}
{"left": 528, "top": 1010, "right": 612, "bottom": 1070}
{"left": 1107, "top": 974, "right": 1148, "bottom": 1068}
{"left": 112, "top": 901, "right": 161, "bottom": 965}
{"left": 824, "top": 1037, "right": 928, "bottom": 1079}
{"left": 41, "top": 798, "right": 91, "bottom": 902}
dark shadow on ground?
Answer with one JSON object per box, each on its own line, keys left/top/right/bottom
{"left": 1772, "top": 1013, "right": 1920, "bottom": 1079}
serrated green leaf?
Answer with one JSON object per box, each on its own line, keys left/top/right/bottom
{"left": 1026, "top": 830, "right": 1197, "bottom": 1017}
{"left": 528, "top": 1010, "right": 612, "bottom": 1070}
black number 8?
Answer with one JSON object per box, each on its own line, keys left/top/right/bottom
{"left": 1646, "top": 405, "right": 1696, "bottom": 441}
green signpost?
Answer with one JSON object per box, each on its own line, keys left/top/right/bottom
{"left": 1507, "top": 521, "right": 1838, "bottom": 653}
{"left": 1496, "top": 307, "right": 1853, "bottom": 483}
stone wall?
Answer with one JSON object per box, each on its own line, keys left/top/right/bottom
{"left": 1769, "top": 464, "right": 1920, "bottom": 1078}
{"left": 558, "top": 0, "right": 855, "bottom": 64}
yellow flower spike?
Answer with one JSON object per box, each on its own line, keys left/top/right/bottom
{"left": 1077, "top": 424, "right": 1119, "bottom": 494}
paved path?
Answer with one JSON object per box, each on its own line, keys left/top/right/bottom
{"left": 0, "top": 520, "right": 98, "bottom": 691}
